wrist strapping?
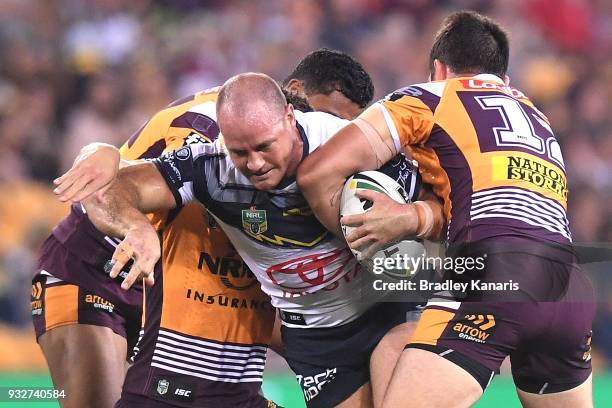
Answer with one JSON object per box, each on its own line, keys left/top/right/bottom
{"left": 413, "top": 201, "right": 435, "bottom": 239}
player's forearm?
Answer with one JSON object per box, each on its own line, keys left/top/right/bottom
{"left": 297, "top": 151, "right": 349, "bottom": 238}
{"left": 83, "top": 162, "right": 177, "bottom": 238}
{"left": 298, "top": 169, "right": 345, "bottom": 238}
{"left": 83, "top": 174, "right": 151, "bottom": 238}
{"left": 298, "top": 123, "right": 382, "bottom": 237}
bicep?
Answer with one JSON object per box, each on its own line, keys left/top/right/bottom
{"left": 305, "top": 113, "right": 396, "bottom": 182}
{"left": 297, "top": 118, "right": 394, "bottom": 238}
{"left": 324, "top": 105, "right": 399, "bottom": 176}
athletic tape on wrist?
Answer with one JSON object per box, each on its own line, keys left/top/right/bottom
{"left": 413, "top": 201, "right": 434, "bottom": 239}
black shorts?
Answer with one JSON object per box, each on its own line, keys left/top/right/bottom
{"left": 114, "top": 392, "right": 280, "bottom": 408}
{"left": 281, "top": 302, "right": 423, "bottom": 408}
{"left": 407, "top": 238, "right": 595, "bottom": 393}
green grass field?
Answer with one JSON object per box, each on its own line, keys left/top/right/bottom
{"left": 263, "top": 373, "right": 612, "bottom": 407}
{"left": 0, "top": 372, "right": 610, "bottom": 406}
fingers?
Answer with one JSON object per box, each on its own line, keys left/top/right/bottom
{"left": 59, "top": 177, "right": 94, "bottom": 202}
{"left": 143, "top": 274, "right": 155, "bottom": 287}
{"left": 361, "top": 241, "right": 383, "bottom": 259}
{"left": 347, "top": 234, "right": 382, "bottom": 260}
{"left": 53, "top": 172, "right": 70, "bottom": 191}
{"left": 115, "top": 240, "right": 159, "bottom": 290}
{"left": 70, "top": 178, "right": 112, "bottom": 203}
{"left": 341, "top": 190, "right": 389, "bottom": 226}
{"left": 109, "top": 241, "right": 134, "bottom": 279}
{"left": 341, "top": 213, "right": 365, "bottom": 227}
{"left": 53, "top": 162, "right": 111, "bottom": 202}
{"left": 53, "top": 171, "right": 85, "bottom": 201}
{"left": 348, "top": 234, "right": 373, "bottom": 249}
{"left": 354, "top": 189, "right": 386, "bottom": 202}
{"left": 54, "top": 164, "right": 97, "bottom": 202}
{"left": 345, "top": 223, "right": 367, "bottom": 242}
{"left": 121, "top": 262, "right": 143, "bottom": 290}
{"left": 122, "top": 257, "right": 157, "bottom": 290}
{"left": 105, "top": 257, "right": 156, "bottom": 290}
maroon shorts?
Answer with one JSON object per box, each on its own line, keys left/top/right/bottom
{"left": 31, "top": 234, "right": 142, "bottom": 354}
{"left": 407, "top": 238, "right": 595, "bottom": 394}
{"left": 31, "top": 273, "right": 141, "bottom": 353}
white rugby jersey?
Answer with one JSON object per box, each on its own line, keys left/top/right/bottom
{"left": 155, "top": 111, "right": 421, "bottom": 327}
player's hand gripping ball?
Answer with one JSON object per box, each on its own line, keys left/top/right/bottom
{"left": 340, "top": 170, "right": 426, "bottom": 279}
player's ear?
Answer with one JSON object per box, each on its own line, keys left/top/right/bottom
{"left": 285, "top": 79, "right": 305, "bottom": 96}
{"left": 504, "top": 75, "right": 511, "bottom": 86}
{"left": 433, "top": 59, "right": 448, "bottom": 81}
{"left": 285, "top": 103, "right": 295, "bottom": 124}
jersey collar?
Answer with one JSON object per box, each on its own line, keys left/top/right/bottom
{"left": 296, "top": 120, "right": 309, "bottom": 160}
{"left": 274, "top": 120, "right": 309, "bottom": 190}
{"left": 472, "top": 73, "right": 505, "bottom": 84}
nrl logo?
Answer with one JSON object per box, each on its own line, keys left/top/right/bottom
{"left": 242, "top": 207, "right": 267, "bottom": 235}
{"left": 157, "top": 379, "right": 169, "bottom": 395}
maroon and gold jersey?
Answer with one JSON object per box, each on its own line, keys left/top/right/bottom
{"left": 375, "top": 74, "right": 570, "bottom": 245}
{"left": 118, "top": 89, "right": 275, "bottom": 407}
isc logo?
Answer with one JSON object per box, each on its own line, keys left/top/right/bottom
{"left": 174, "top": 388, "right": 192, "bottom": 397}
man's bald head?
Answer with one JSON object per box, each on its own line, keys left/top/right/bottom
{"left": 217, "top": 72, "right": 287, "bottom": 130}
{"left": 216, "top": 72, "right": 302, "bottom": 191}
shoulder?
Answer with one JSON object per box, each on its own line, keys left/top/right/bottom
{"left": 295, "top": 110, "right": 349, "bottom": 151}
{"left": 386, "top": 81, "right": 446, "bottom": 100}
{"left": 164, "top": 90, "right": 219, "bottom": 135}
{"left": 295, "top": 110, "right": 349, "bottom": 127}
{"left": 383, "top": 81, "right": 447, "bottom": 113}
{"left": 183, "top": 136, "right": 227, "bottom": 160}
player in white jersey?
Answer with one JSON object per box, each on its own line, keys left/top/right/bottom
{"left": 79, "top": 73, "right": 443, "bottom": 408}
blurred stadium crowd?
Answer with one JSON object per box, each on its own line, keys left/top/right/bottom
{"left": 0, "top": 0, "right": 610, "bottom": 369}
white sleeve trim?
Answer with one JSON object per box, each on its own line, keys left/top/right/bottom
{"left": 377, "top": 103, "right": 401, "bottom": 155}
{"left": 178, "top": 181, "right": 194, "bottom": 205}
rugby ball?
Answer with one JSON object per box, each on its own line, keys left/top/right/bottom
{"left": 340, "top": 170, "right": 426, "bottom": 279}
